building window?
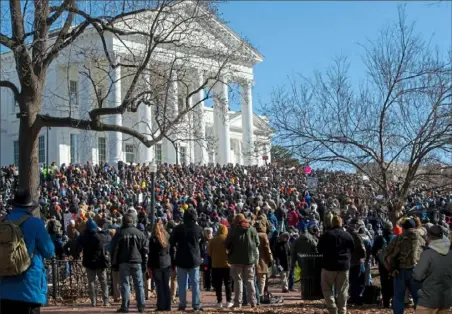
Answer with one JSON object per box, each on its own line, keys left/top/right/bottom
{"left": 179, "top": 146, "right": 186, "bottom": 164}
{"left": 69, "top": 80, "right": 78, "bottom": 106}
{"left": 209, "top": 152, "right": 214, "bottom": 164}
{"left": 38, "top": 135, "right": 45, "bottom": 163}
{"left": 13, "top": 140, "right": 19, "bottom": 166}
{"left": 70, "top": 134, "right": 79, "bottom": 164}
{"left": 11, "top": 94, "right": 16, "bottom": 114}
{"left": 125, "top": 144, "right": 135, "bottom": 163}
{"left": 98, "top": 137, "right": 106, "bottom": 164}
{"left": 178, "top": 97, "right": 185, "bottom": 112}
{"left": 155, "top": 144, "right": 162, "bottom": 165}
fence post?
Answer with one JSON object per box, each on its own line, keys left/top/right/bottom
{"left": 51, "top": 258, "right": 57, "bottom": 299}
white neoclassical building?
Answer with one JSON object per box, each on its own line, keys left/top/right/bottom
{"left": 0, "top": 6, "right": 272, "bottom": 167}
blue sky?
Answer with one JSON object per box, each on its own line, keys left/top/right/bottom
{"left": 218, "top": 1, "right": 452, "bottom": 113}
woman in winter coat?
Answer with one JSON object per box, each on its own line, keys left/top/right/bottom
{"left": 207, "top": 224, "right": 233, "bottom": 308}
{"left": 147, "top": 220, "right": 172, "bottom": 311}
{"left": 255, "top": 221, "right": 273, "bottom": 299}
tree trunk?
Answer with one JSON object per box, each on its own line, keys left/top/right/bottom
{"left": 18, "top": 102, "right": 41, "bottom": 218}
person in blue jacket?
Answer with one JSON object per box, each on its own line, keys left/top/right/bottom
{"left": 0, "top": 189, "right": 55, "bottom": 314}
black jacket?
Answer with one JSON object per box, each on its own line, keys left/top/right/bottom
{"left": 350, "top": 231, "right": 366, "bottom": 266}
{"left": 111, "top": 223, "right": 148, "bottom": 266}
{"left": 170, "top": 210, "right": 203, "bottom": 269}
{"left": 274, "top": 239, "right": 291, "bottom": 271}
{"left": 78, "top": 230, "right": 111, "bottom": 270}
{"left": 147, "top": 235, "right": 172, "bottom": 270}
{"left": 318, "top": 227, "right": 355, "bottom": 271}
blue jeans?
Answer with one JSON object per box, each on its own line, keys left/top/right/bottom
{"left": 393, "top": 268, "right": 419, "bottom": 314}
{"left": 349, "top": 264, "right": 365, "bottom": 304}
{"left": 242, "top": 276, "right": 260, "bottom": 305}
{"left": 289, "top": 267, "right": 295, "bottom": 290}
{"left": 177, "top": 267, "right": 201, "bottom": 310}
{"left": 119, "top": 263, "right": 145, "bottom": 310}
{"left": 364, "top": 262, "right": 372, "bottom": 286}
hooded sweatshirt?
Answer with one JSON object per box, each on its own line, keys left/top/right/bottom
{"left": 207, "top": 224, "right": 229, "bottom": 268}
{"left": 413, "top": 237, "right": 452, "bottom": 309}
{"left": 169, "top": 209, "right": 204, "bottom": 269}
{"left": 78, "top": 219, "right": 111, "bottom": 269}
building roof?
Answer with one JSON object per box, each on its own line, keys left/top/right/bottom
{"left": 2, "top": 4, "right": 264, "bottom": 64}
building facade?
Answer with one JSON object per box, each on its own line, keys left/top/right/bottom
{"left": 0, "top": 7, "right": 272, "bottom": 167}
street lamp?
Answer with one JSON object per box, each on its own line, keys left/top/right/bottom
{"left": 175, "top": 142, "right": 180, "bottom": 165}
{"left": 149, "top": 162, "right": 157, "bottom": 231}
{"left": 46, "top": 126, "right": 51, "bottom": 180}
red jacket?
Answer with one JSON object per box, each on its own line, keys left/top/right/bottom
{"left": 287, "top": 209, "right": 299, "bottom": 227}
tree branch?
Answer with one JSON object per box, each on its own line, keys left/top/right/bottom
{"left": 0, "top": 32, "right": 17, "bottom": 49}
{"left": 36, "top": 114, "right": 157, "bottom": 147}
{"left": 0, "top": 80, "right": 20, "bottom": 99}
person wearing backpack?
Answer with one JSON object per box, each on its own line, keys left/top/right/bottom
{"left": 0, "top": 189, "right": 55, "bottom": 314}
{"left": 372, "top": 221, "right": 395, "bottom": 308}
{"left": 77, "top": 218, "right": 111, "bottom": 307}
{"left": 385, "top": 218, "right": 426, "bottom": 314}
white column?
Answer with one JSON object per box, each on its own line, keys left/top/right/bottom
{"left": 108, "top": 54, "right": 123, "bottom": 165}
{"left": 240, "top": 81, "right": 254, "bottom": 166}
{"left": 164, "top": 70, "right": 178, "bottom": 164}
{"left": 193, "top": 72, "right": 207, "bottom": 164}
{"left": 141, "top": 71, "right": 153, "bottom": 164}
{"left": 188, "top": 95, "right": 195, "bottom": 164}
{"left": 79, "top": 65, "right": 94, "bottom": 164}
{"left": 213, "top": 80, "right": 230, "bottom": 165}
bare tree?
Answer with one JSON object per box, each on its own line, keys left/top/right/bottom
{"left": 266, "top": 6, "right": 452, "bottom": 219}
{"left": 0, "top": 0, "right": 256, "bottom": 200}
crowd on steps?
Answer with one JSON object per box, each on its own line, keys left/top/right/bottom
{"left": 0, "top": 162, "right": 451, "bottom": 314}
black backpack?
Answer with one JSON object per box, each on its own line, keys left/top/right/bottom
{"left": 362, "top": 284, "right": 381, "bottom": 304}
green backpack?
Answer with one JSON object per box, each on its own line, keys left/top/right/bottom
{"left": 377, "top": 235, "right": 395, "bottom": 268}
{"left": 0, "top": 215, "right": 32, "bottom": 276}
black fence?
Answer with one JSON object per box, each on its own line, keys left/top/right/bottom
{"left": 46, "top": 255, "right": 325, "bottom": 301}
{"left": 46, "top": 259, "right": 113, "bottom": 301}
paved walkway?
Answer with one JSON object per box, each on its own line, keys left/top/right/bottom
{"left": 41, "top": 288, "right": 413, "bottom": 314}
{"left": 42, "top": 287, "right": 307, "bottom": 313}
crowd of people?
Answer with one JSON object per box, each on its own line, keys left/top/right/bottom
{"left": 0, "top": 162, "right": 451, "bottom": 314}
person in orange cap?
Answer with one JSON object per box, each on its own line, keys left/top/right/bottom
{"left": 393, "top": 224, "right": 403, "bottom": 236}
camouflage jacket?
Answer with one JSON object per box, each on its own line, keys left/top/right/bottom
{"left": 385, "top": 229, "right": 426, "bottom": 270}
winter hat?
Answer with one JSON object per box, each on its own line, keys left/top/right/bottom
{"left": 87, "top": 219, "right": 98, "bottom": 233}
{"left": 383, "top": 221, "right": 393, "bottom": 231}
{"left": 427, "top": 225, "right": 444, "bottom": 240}
{"left": 402, "top": 218, "right": 415, "bottom": 230}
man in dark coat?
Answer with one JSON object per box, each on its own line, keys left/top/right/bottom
{"left": 274, "top": 232, "right": 291, "bottom": 292}
{"left": 110, "top": 214, "right": 148, "bottom": 313}
{"left": 77, "top": 219, "right": 111, "bottom": 307}
{"left": 318, "top": 215, "right": 355, "bottom": 314}
{"left": 170, "top": 208, "right": 204, "bottom": 311}
{"left": 371, "top": 221, "right": 395, "bottom": 308}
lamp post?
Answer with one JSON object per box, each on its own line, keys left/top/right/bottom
{"left": 175, "top": 142, "right": 179, "bottom": 165}
{"left": 46, "top": 126, "right": 51, "bottom": 180}
{"left": 149, "top": 162, "right": 157, "bottom": 231}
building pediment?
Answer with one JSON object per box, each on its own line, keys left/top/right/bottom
{"left": 229, "top": 112, "right": 272, "bottom": 135}
{"left": 112, "top": 4, "right": 263, "bottom": 66}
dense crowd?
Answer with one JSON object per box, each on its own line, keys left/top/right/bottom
{"left": 0, "top": 162, "right": 451, "bottom": 314}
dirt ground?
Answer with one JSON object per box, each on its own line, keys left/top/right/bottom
{"left": 42, "top": 276, "right": 415, "bottom": 314}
